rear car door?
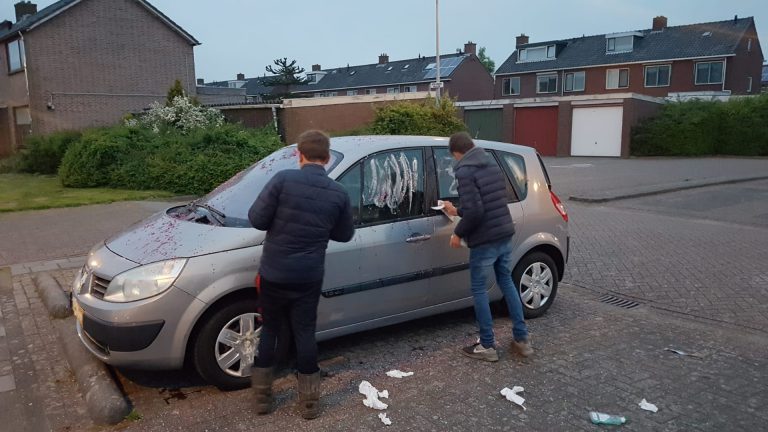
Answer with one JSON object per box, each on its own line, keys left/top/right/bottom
{"left": 319, "top": 148, "right": 436, "bottom": 330}
{"left": 427, "top": 147, "right": 526, "bottom": 301}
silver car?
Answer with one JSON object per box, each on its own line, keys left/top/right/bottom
{"left": 71, "top": 136, "right": 569, "bottom": 390}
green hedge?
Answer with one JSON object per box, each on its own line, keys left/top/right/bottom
{"left": 632, "top": 95, "right": 768, "bottom": 156}
{"left": 60, "top": 124, "right": 283, "bottom": 195}
{"left": 369, "top": 97, "right": 466, "bottom": 136}
{"left": 18, "top": 131, "right": 82, "bottom": 174}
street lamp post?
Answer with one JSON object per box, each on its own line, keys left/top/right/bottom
{"left": 435, "top": 0, "right": 441, "bottom": 106}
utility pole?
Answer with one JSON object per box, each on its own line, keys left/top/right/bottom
{"left": 435, "top": 0, "right": 441, "bottom": 106}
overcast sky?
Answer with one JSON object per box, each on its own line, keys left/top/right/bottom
{"left": 3, "top": 0, "right": 767, "bottom": 81}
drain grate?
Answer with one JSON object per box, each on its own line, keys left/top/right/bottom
{"left": 598, "top": 294, "right": 641, "bottom": 309}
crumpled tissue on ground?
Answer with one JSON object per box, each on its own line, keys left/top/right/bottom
{"left": 378, "top": 412, "right": 392, "bottom": 425}
{"left": 500, "top": 386, "right": 526, "bottom": 410}
{"left": 359, "top": 380, "right": 389, "bottom": 410}
{"left": 639, "top": 398, "right": 659, "bottom": 412}
{"left": 386, "top": 369, "right": 414, "bottom": 378}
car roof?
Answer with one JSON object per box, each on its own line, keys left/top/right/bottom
{"left": 327, "top": 135, "right": 537, "bottom": 159}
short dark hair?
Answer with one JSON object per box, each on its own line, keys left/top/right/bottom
{"left": 448, "top": 131, "right": 475, "bottom": 154}
{"left": 298, "top": 130, "right": 331, "bottom": 162}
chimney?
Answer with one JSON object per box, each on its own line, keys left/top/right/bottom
{"left": 196, "top": 78, "right": 204, "bottom": 86}
{"left": 312, "top": 64, "right": 321, "bottom": 71}
{"left": 236, "top": 73, "right": 245, "bottom": 81}
{"left": 516, "top": 34, "right": 529, "bottom": 48}
{"left": 463, "top": 41, "right": 477, "bottom": 55}
{"left": 652, "top": 16, "right": 668, "bottom": 31}
{"left": 378, "top": 53, "right": 389, "bottom": 65}
{"left": 14, "top": 1, "right": 37, "bottom": 22}
{"left": 0, "top": 20, "right": 12, "bottom": 31}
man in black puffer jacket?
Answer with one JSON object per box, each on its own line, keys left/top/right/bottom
{"left": 248, "top": 130, "right": 354, "bottom": 419}
{"left": 443, "top": 132, "right": 532, "bottom": 362}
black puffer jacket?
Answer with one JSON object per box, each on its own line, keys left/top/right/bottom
{"left": 453, "top": 146, "right": 515, "bottom": 248}
{"left": 248, "top": 164, "right": 355, "bottom": 285}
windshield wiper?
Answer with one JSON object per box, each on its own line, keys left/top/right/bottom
{"left": 188, "top": 201, "right": 226, "bottom": 225}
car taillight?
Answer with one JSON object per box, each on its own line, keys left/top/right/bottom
{"left": 550, "top": 191, "right": 568, "bottom": 222}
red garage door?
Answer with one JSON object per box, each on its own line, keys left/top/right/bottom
{"left": 514, "top": 106, "right": 558, "bottom": 156}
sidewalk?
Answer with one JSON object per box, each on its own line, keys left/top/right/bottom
{"left": 0, "top": 199, "right": 177, "bottom": 267}
{"left": 543, "top": 157, "right": 768, "bottom": 202}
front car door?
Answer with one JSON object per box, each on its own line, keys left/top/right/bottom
{"left": 319, "top": 147, "right": 436, "bottom": 332}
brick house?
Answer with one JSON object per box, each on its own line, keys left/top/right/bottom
{"left": 291, "top": 42, "right": 494, "bottom": 102}
{"left": 460, "top": 16, "right": 764, "bottom": 157}
{"left": 0, "top": 0, "right": 199, "bottom": 156}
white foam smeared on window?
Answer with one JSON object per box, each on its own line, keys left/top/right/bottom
{"left": 363, "top": 152, "right": 419, "bottom": 214}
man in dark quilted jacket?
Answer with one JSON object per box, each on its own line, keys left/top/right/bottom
{"left": 248, "top": 130, "right": 354, "bottom": 419}
{"left": 442, "top": 132, "right": 532, "bottom": 362}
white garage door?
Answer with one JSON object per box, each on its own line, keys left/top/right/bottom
{"left": 571, "top": 106, "right": 623, "bottom": 157}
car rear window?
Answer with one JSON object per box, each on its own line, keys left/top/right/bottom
{"left": 496, "top": 151, "right": 528, "bottom": 201}
{"left": 536, "top": 153, "right": 552, "bottom": 190}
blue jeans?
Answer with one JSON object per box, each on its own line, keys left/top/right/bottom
{"left": 469, "top": 238, "right": 529, "bottom": 348}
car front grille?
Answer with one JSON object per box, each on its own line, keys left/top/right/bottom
{"left": 89, "top": 275, "right": 111, "bottom": 299}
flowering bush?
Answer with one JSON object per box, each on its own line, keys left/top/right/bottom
{"left": 127, "top": 96, "right": 224, "bottom": 134}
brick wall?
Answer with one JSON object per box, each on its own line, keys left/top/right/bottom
{"left": 443, "top": 55, "right": 494, "bottom": 101}
{"left": 23, "top": 0, "right": 197, "bottom": 135}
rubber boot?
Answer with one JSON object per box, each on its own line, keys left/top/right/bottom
{"left": 297, "top": 371, "right": 322, "bottom": 419}
{"left": 251, "top": 366, "right": 273, "bottom": 415}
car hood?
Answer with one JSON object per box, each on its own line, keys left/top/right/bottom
{"left": 105, "top": 211, "right": 264, "bottom": 264}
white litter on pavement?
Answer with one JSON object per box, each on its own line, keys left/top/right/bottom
{"left": 378, "top": 412, "right": 392, "bottom": 426}
{"left": 386, "top": 370, "right": 414, "bottom": 378}
{"left": 359, "top": 380, "right": 389, "bottom": 410}
{"left": 500, "top": 386, "right": 526, "bottom": 410}
{"left": 639, "top": 398, "right": 659, "bottom": 412}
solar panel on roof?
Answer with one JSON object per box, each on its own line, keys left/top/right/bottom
{"left": 423, "top": 57, "right": 463, "bottom": 79}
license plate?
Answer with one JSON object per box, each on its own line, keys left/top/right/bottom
{"left": 72, "top": 297, "right": 84, "bottom": 328}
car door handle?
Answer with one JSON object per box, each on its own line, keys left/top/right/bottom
{"left": 406, "top": 234, "right": 432, "bottom": 243}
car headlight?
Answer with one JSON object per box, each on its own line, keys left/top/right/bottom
{"left": 104, "top": 259, "right": 187, "bottom": 303}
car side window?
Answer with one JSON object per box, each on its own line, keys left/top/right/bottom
{"left": 433, "top": 147, "right": 518, "bottom": 202}
{"left": 497, "top": 152, "right": 528, "bottom": 201}
{"left": 336, "top": 164, "right": 362, "bottom": 225}
{"left": 360, "top": 149, "right": 425, "bottom": 225}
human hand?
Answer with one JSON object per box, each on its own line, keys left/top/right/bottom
{"left": 450, "top": 234, "right": 462, "bottom": 249}
{"left": 442, "top": 201, "right": 458, "bottom": 217}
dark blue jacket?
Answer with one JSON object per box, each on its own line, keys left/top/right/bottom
{"left": 453, "top": 146, "right": 515, "bottom": 248}
{"left": 248, "top": 164, "right": 355, "bottom": 285}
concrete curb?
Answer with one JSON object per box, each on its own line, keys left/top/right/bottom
{"left": 33, "top": 274, "right": 132, "bottom": 425}
{"left": 33, "top": 273, "right": 72, "bottom": 319}
{"left": 569, "top": 175, "right": 768, "bottom": 203}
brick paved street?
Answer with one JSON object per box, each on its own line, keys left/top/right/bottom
{"left": 0, "top": 162, "right": 766, "bottom": 431}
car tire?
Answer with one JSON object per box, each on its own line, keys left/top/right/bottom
{"left": 191, "top": 298, "right": 262, "bottom": 391}
{"left": 512, "top": 251, "right": 558, "bottom": 319}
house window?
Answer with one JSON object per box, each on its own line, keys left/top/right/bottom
{"left": 748, "top": 38, "right": 752, "bottom": 52}
{"left": 747, "top": 77, "right": 753, "bottom": 93}
{"left": 402, "top": 85, "right": 418, "bottom": 93}
{"left": 644, "top": 65, "right": 671, "bottom": 87}
{"left": 536, "top": 74, "right": 558, "bottom": 93}
{"left": 347, "top": 90, "right": 358, "bottom": 96}
{"left": 327, "top": 91, "right": 338, "bottom": 97}
{"left": 606, "top": 36, "right": 633, "bottom": 53}
{"left": 564, "top": 71, "right": 585, "bottom": 92}
{"left": 502, "top": 77, "right": 520, "bottom": 95}
{"left": 7, "top": 39, "right": 25, "bottom": 72}
{"left": 695, "top": 61, "right": 724, "bottom": 85}
{"left": 519, "top": 45, "right": 555, "bottom": 62}
{"left": 315, "top": 93, "right": 325, "bottom": 98}
{"left": 606, "top": 68, "right": 629, "bottom": 89}
{"left": 14, "top": 106, "right": 31, "bottom": 125}
{"left": 387, "top": 87, "right": 399, "bottom": 94}
{"left": 366, "top": 89, "right": 377, "bottom": 95}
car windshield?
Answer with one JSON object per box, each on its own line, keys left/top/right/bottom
{"left": 200, "top": 146, "right": 343, "bottom": 226}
